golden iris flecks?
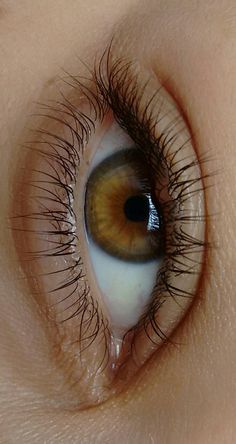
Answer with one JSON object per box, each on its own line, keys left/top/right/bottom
{"left": 85, "top": 149, "right": 162, "bottom": 262}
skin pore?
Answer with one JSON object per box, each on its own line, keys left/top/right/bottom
{"left": 0, "top": 0, "right": 236, "bottom": 442}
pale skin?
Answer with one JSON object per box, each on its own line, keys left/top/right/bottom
{"left": 0, "top": 0, "right": 236, "bottom": 443}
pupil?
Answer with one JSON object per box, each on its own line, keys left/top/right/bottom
{"left": 124, "top": 195, "right": 150, "bottom": 222}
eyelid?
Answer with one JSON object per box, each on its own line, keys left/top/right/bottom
{"left": 11, "top": 44, "right": 207, "bottom": 407}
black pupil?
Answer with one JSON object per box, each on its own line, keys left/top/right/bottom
{"left": 124, "top": 195, "right": 150, "bottom": 222}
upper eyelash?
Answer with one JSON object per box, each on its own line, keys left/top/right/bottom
{"left": 15, "top": 43, "right": 209, "bottom": 363}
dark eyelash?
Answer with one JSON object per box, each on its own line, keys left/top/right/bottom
{"left": 14, "top": 44, "right": 209, "bottom": 366}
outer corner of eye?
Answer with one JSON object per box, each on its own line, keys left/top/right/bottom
{"left": 14, "top": 70, "right": 206, "bottom": 408}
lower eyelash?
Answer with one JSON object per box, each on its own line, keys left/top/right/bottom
{"left": 13, "top": 46, "right": 209, "bottom": 372}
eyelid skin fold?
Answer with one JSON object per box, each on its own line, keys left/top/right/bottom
{"left": 11, "top": 41, "right": 207, "bottom": 408}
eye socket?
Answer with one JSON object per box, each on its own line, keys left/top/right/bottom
{"left": 12, "top": 52, "right": 207, "bottom": 407}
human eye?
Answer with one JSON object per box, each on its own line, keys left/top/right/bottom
{"left": 12, "top": 43, "right": 207, "bottom": 408}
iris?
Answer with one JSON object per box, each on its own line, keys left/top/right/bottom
{"left": 85, "top": 149, "right": 163, "bottom": 262}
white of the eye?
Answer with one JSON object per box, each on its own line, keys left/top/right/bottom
{"left": 88, "top": 238, "right": 160, "bottom": 337}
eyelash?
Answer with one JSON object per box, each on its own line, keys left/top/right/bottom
{"left": 17, "top": 45, "right": 208, "bottom": 368}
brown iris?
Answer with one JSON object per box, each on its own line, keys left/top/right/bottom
{"left": 85, "top": 149, "right": 162, "bottom": 262}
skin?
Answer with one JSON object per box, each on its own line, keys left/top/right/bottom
{"left": 0, "top": 0, "right": 236, "bottom": 442}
